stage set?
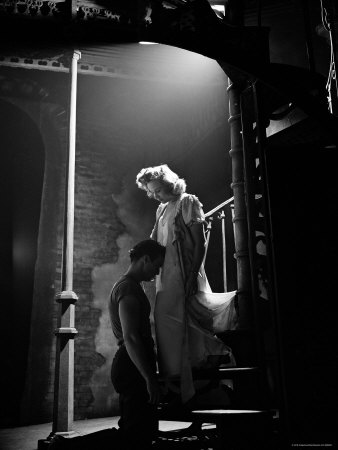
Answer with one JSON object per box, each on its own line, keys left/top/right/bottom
{"left": 0, "top": 1, "right": 337, "bottom": 449}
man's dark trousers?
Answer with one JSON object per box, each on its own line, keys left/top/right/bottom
{"left": 111, "top": 345, "right": 158, "bottom": 449}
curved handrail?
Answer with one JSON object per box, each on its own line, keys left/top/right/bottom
{"left": 205, "top": 196, "right": 234, "bottom": 218}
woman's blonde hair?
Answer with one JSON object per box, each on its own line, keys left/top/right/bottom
{"left": 136, "top": 164, "right": 186, "bottom": 198}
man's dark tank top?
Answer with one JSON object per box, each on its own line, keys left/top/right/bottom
{"left": 109, "top": 275, "right": 155, "bottom": 357}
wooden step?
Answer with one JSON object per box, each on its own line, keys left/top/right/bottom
{"left": 192, "top": 408, "right": 271, "bottom": 420}
{"left": 191, "top": 409, "right": 275, "bottom": 449}
{"left": 157, "top": 366, "right": 259, "bottom": 382}
{"left": 192, "top": 366, "right": 259, "bottom": 380}
{"left": 157, "top": 366, "right": 264, "bottom": 420}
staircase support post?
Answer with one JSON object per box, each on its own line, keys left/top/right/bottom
{"left": 53, "top": 48, "right": 81, "bottom": 433}
{"left": 227, "top": 78, "right": 253, "bottom": 330}
{"left": 38, "top": 49, "right": 81, "bottom": 449}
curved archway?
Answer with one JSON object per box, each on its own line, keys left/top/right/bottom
{"left": 0, "top": 98, "right": 45, "bottom": 426}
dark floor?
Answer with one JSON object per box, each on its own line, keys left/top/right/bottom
{"left": 0, "top": 417, "right": 198, "bottom": 450}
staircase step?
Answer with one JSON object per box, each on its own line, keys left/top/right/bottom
{"left": 157, "top": 367, "right": 264, "bottom": 421}
{"left": 158, "top": 366, "right": 259, "bottom": 382}
{"left": 193, "top": 366, "right": 259, "bottom": 380}
{"left": 192, "top": 408, "right": 271, "bottom": 419}
{"left": 191, "top": 409, "right": 275, "bottom": 449}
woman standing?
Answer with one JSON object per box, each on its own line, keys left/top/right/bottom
{"left": 136, "top": 164, "right": 236, "bottom": 403}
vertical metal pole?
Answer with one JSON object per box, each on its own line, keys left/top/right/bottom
{"left": 38, "top": 51, "right": 81, "bottom": 449}
{"left": 54, "top": 49, "right": 81, "bottom": 434}
{"left": 62, "top": 50, "right": 81, "bottom": 296}
{"left": 219, "top": 210, "right": 227, "bottom": 292}
{"left": 227, "top": 77, "right": 252, "bottom": 329}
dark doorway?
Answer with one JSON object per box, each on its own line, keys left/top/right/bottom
{"left": 0, "top": 99, "right": 45, "bottom": 426}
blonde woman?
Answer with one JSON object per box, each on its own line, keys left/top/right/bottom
{"left": 136, "top": 164, "right": 236, "bottom": 404}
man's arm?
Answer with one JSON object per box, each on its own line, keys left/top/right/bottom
{"left": 119, "top": 294, "right": 160, "bottom": 404}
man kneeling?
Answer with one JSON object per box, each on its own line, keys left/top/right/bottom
{"left": 109, "top": 239, "right": 165, "bottom": 449}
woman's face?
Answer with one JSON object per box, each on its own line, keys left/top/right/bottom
{"left": 146, "top": 180, "right": 175, "bottom": 203}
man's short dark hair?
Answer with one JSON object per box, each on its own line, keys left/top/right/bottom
{"left": 129, "top": 239, "right": 166, "bottom": 262}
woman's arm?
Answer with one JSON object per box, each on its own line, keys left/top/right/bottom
{"left": 185, "top": 222, "right": 205, "bottom": 296}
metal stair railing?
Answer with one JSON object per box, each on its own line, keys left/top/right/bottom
{"left": 203, "top": 196, "right": 234, "bottom": 292}
{"left": 205, "top": 196, "right": 234, "bottom": 218}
